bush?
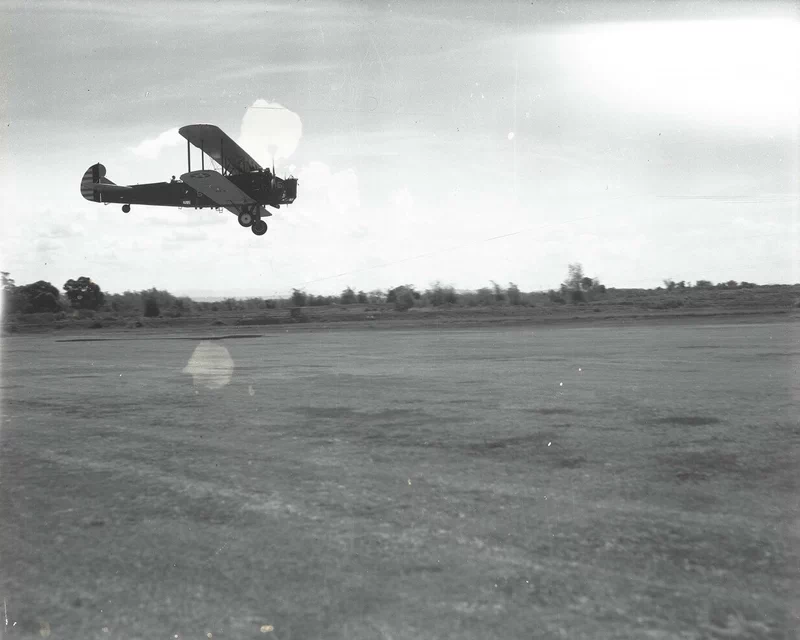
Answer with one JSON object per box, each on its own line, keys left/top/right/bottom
{"left": 291, "top": 289, "right": 307, "bottom": 307}
{"left": 393, "top": 287, "right": 416, "bottom": 311}
{"left": 475, "top": 287, "right": 494, "bottom": 306}
{"left": 426, "top": 282, "right": 458, "bottom": 306}
{"left": 63, "top": 277, "right": 105, "bottom": 310}
{"left": 340, "top": 287, "right": 357, "bottom": 305}
{"left": 143, "top": 297, "right": 160, "bottom": 317}
{"left": 569, "top": 290, "right": 586, "bottom": 304}
{"left": 17, "top": 281, "right": 62, "bottom": 313}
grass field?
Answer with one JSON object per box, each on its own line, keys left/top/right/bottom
{"left": 1, "top": 320, "right": 798, "bottom": 639}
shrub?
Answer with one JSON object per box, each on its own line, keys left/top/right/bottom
{"left": 340, "top": 287, "right": 357, "bottom": 305}
{"left": 291, "top": 288, "right": 307, "bottom": 307}
{"left": 475, "top": 287, "right": 494, "bottom": 305}
{"left": 17, "top": 281, "right": 62, "bottom": 313}
{"left": 143, "top": 297, "right": 160, "bottom": 317}
{"left": 63, "top": 277, "right": 105, "bottom": 310}
{"left": 426, "top": 282, "right": 458, "bottom": 306}
{"left": 569, "top": 290, "right": 586, "bottom": 304}
{"left": 393, "top": 287, "right": 416, "bottom": 311}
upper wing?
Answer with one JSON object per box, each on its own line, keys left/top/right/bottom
{"left": 181, "top": 170, "right": 256, "bottom": 208}
{"left": 179, "top": 124, "right": 262, "bottom": 176}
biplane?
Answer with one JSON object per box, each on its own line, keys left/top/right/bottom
{"left": 80, "top": 124, "right": 297, "bottom": 236}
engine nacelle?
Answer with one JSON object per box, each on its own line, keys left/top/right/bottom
{"left": 272, "top": 176, "right": 297, "bottom": 205}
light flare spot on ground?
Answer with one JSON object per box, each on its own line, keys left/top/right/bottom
{"left": 182, "top": 341, "right": 234, "bottom": 390}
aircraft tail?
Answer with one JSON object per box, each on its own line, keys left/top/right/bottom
{"left": 80, "top": 163, "right": 116, "bottom": 202}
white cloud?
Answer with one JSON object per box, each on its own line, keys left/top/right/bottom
{"left": 391, "top": 187, "right": 414, "bottom": 216}
{"left": 297, "top": 161, "right": 360, "bottom": 215}
{"left": 239, "top": 99, "right": 303, "bottom": 168}
{"left": 326, "top": 168, "right": 359, "bottom": 215}
{"left": 298, "top": 161, "right": 332, "bottom": 191}
{"left": 129, "top": 127, "right": 182, "bottom": 159}
{"left": 557, "top": 18, "right": 799, "bottom": 135}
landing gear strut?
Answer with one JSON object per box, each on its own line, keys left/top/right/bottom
{"left": 121, "top": 204, "right": 131, "bottom": 213}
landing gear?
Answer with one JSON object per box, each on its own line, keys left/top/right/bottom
{"left": 238, "top": 210, "right": 254, "bottom": 227}
{"left": 121, "top": 204, "right": 131, "bottom": 213}
{"left": 251, "top": 219, "right": 268, "bottom": 236}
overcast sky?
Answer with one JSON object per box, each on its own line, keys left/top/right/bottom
{"left": 1, "top": 0, "right": 797, "bottom": 297}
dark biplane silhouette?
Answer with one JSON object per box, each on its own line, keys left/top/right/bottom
{"left": 80, "top": 124, "right": 297, "bottom": 236}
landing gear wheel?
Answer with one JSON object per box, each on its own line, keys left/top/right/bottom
{"left": 121, "top": 204, "right": 131, "bottom": 213}
{"left": 251, "top": 220, "right": 268, "bottom": 236}
{"left": 238, "top": 211, "right": 254, "bottom": 227}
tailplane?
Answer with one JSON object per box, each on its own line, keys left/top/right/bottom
{"left": 80, "top": 163, "right": 117, "bottom": 202}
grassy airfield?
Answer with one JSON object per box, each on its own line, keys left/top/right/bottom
{"left": 1, "top": 319, "right": 798, "bottom": 639}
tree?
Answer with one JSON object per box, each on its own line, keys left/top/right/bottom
{"left": 367, "top": 289, "right": 386, "bottom": 304}
{"left": 548, "top": 289, "right": 566, "bottom": 304}
{"left": 387, "top": 285, "right": 418, "bottom": 304}
{"left": 663, "top": 279, "right": 676, "bottom": 292}
{"left": 19, "top": 280, "right": 61, "bottom": 313}
{"left": 63, "top": 277, "right": 105, "bottom": 310}
{"left": 291, "top": 288, "right": 307, "bottom": 307}
{"left": 491, "top": 281, "right": 505, "bottom": 302}
{"left": 426, "top": 282, "right": 458, "bottom": 306}
{"left": 143, "top": 296, "right": 160, "bottom": 317}
{"left": 340, "top": 287, "right": 357, "bottom": 305}
{"left": 393, "top": 286, "right": 416, "bottom": 311}
{"left": 564, "top": 263, "right": 585, "bottom": 292}
{"left": 507, "top": 283, "right": 522, "bottom": 305}
{"left": 475, "top": 287, "right": 494, "bottom": 305}
{"left": 569, "top": 289, "right": 587, "bottom": 304}
{"left": 695, "top": 280, "right": 713, "bottom": 289}
{"left": 1, "top": 272, "right": 15, "bottom": 291}
{"left": 357, "top": 290, "right": 368, "bottom": 304}
{"left": 1, "top": 272, "right": 23, "bottom": 314}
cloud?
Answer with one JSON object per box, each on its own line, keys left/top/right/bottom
{"left": 327, "top": 168, "right": 360, "bottom": 215}
{"left": 297, "top": 161, "right": 361, "bottom": 215}
{"left": 38, "top": 220, "right": 85, "bottom": 239}
{"left": 141, "top": 209, "right": 229, "bottom": 228}
{"left": 557, "top": 18, "right": 799, "bottom": 135}
{"left": 391, "top": 187, "right": 414, "bottom": 216}
{"left": 35, "top": 237, "right": 64, "bottom": 260}
{"left": 168, "top": 228, "right": 208, "bottom": 242}
{"left": 129, "top": 127, "right": 182, "bottom": 159}
{"left": 298, "top": 161, "right": 332, "bottom": 190}
{"left": 239, "top": 99, "right": 303, "bottom": 168}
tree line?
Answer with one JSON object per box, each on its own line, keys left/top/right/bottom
{"left": 0, "top": 264, "right": 771, "bottom": 318}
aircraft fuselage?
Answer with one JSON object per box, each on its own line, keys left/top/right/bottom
{"left": 96, "top": 172, "right": 296, "bottom": 210}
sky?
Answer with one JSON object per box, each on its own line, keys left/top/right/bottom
{"left": 1, "top": 0, "right": 798, "bottom": 298}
